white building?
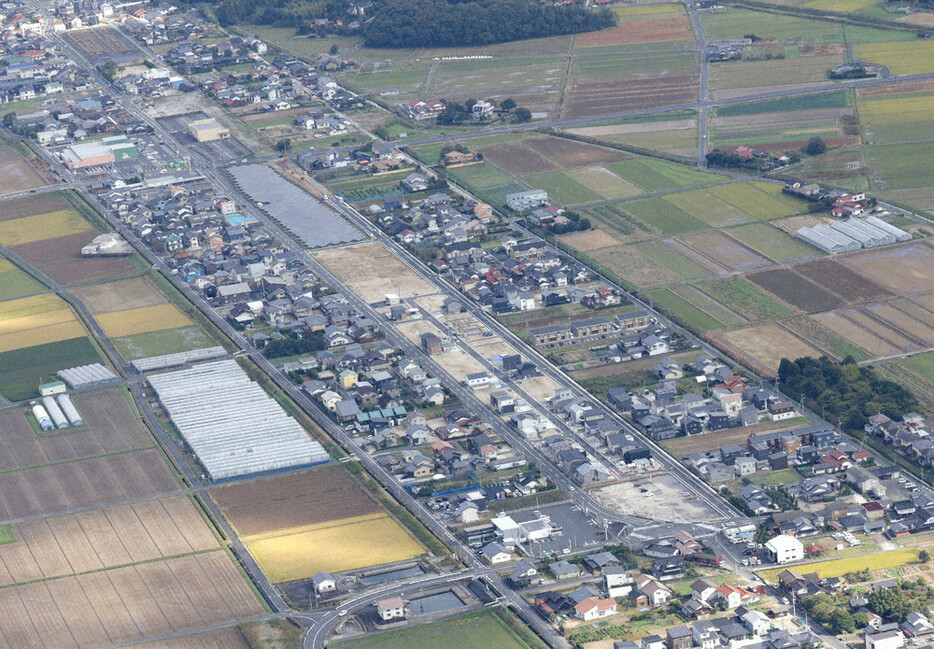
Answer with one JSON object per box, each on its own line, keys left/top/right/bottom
{"left": 377, "top": 596, "right": 405, "bottom": 621}
{"left": 506, "top": 189, "right": 548, "bottom": 212}
{"left": 765, "top": 534, "right": 804, "bottom": 564}
{"left": 574, "top": 596, "right": 617, "bottom": 621}
{"left": 866, "top": 630, "right": 905, "bottom": 649}
{"left": 312, "top": 572, "right": 336, "bottom": 594}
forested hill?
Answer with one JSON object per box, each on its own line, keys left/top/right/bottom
{"left": 363, "top": 0, "right": 615, "bottom": 48}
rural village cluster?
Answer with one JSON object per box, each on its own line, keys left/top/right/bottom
{"left": 2, "top": 0, "right": 934, "bottom": 647}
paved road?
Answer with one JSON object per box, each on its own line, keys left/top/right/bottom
{"left": 687, "top": 1, "right": 710, "bottom": 168}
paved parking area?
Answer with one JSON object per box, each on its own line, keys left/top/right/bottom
{"left": 158, "top": 113, "right": 253, "bottom": 163}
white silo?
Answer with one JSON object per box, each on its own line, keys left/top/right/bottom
{"left": 31, "top": 404, "right": 54, "bottom": 431}
{"left": 42, "top": 396, "right": 69, "bottom": 429}
{"left": 57, "top": 394, "right": 84, "bottom": 427}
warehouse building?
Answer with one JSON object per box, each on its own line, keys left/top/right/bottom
{"left": 506, "top": 189, "right": 548, "bottom": 212}
{"left": 146, "top": 359, "right": 328, "bottom": 480}
{"left": 189, "top": 118, "right": 230, "bottom": 143}
{"left": 60, "top": 135, "right": 138, "bottom": 169}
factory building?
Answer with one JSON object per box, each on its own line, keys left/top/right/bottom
{"left": 60, "top": 135, "right": 138, "bottom": 169}
{"left": 189, "top": 118, "right": 230, "bottom": 143}
{"left": 57, "top": 394, "right": 84, "bottom": 427}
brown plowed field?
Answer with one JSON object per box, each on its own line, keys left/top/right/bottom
{"left": 839, "top": 308, "right": 919, "bottom": 350}
{"left": 211, "top": 465, "right": 379, "bottom": 536}
{"left": 0, "top": 390, "right": 151, "bottom": 472}
{"left": 563, "top": 74, "right": 698, "bottom": 118}
{"left": 713, "top": 323, "right": 825, "bottom": 377}
{"left": 132, "top": 628, "right": 249, "bottom": 649}
{"left": 748, "top": 267, "right": 846, "bottom": 313}
{"left": 575, "top": 16, "right": 694, "bottom": 48}
{"left": 0, "top": 194, "right": 71, "bottom": 222}
{"left": 860, "top": 80, "right": 934, "bottom": 96}
{"left": 676, "top": 230, "right": 773, "bottom": 272}
{"left": 840, "top": 242, "right": 934, "bottom": 295}
{"left": 522, "top": 135, "right": 629, "bottom": 168}
{"left": 0, "top": 551, "right": 264, "bottom": 648}
{"left": 794, "top": 258, "right": 893, "bottom": 303}
{"left": 0, "top": 448, "right": 178, "bottom": 521}
{"left": 475, "top": 141, "right": 559, "bottom": 175}
{"left": 13, "top": 232, "right": 134, "bottom": 286}
{"left": 865, "top": 302, "right": 934, "bottom": 345}
{"left": 811, "top": 310, "right": 901, "bottom": 357}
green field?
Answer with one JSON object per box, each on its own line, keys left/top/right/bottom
{"left": 112, "top": 326, "right": 217, "bottom": 361}
{"left": 633, "top": 241, "right": 712, "bottom": 280}
{"left": 893, "top": 351, "right": 934, "bottom": 384}
{"left": 616, "top": 197, "right": 708, "bottom": 235}
{"left": 671, "top": 286, "right": 748, "bottom": 327}
{"left": 409, "top": 142, "right": 449, "bottom": 166}
{"left": 447, "top": 163, "right": 514, "bottom": 190}
{"left": 0, "top": 337, "right": 104, "bottom": 401}
{"left": 521, "top": 171, "right": 600, "bottom": 205}
{"left": 750, "top": 468, "right": 803, "bottom": 485}
{"left": 663, "top": 189, "right": 757, "bottom": 227}
{"left": 715, "top": 90, "right": 848, "bottom": 117}
{"left": 642, "top": 288, "right": 727, "bottom": 332}
{"left": 699, "top": 277, "right": 797, "bottom": 321}
{"left": 0, "top": 267, "right": 46, "bottom": 300}
{"left": 729, "top": 223, "right": 822, "bottom": 261}
{"left": 478, "top": 183, "right": 531, "bottom": 210}
{"left": 707, "top": 182, "right": 806, "bottom": 220}
{"left": 333, "top": 610, "right": 544, "bottom": 649}
{"left": 606, "top": 158, "right": 719, "bottom": 192}
{"left": 580, "top": 202, "right": 655, "bottom": 242}
{"left": 864, "top": 142, "right": 934, "bottom": 190}
{"left": 346, "top": 61, "right": 432, "bottom": 94}
{"left": 700, "top": 8, "right": 848, "bottom": 42}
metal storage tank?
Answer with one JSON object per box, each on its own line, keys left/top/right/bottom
{"left": 42, "top": 396, "right": 69, "bottom": 429}
{"left": 31, "top": 404, "right": 54, "bottom": 431}
{"left": 57, "top": 394, "right": 84, "bottom": 427}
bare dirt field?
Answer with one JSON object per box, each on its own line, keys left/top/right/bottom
{"left": 747, "top": 267, "right": 846, "bottom": 313}
{"left": 713, "top": 323, "right": 825, "bottom": 377}
{"left": 663, "top": 427, "right": 758, "bottom": 457}
{"left": 522, "top": 135, "right": 629, "bottom": 168}
{"left": 575, "top": 15, "right": 694, "bottom": 47}
{"left": 860, "top": 80, "right": 934, "bottom": 97}
{"left": 794, "top": 258, "right": 893, "bottom": 303}
{"left": 0, "top": 390, "right": 152, "bottom": 472}
{"left": 836, "top": 308, "right": 917, "bottom": 350}
{"left": 395, "top": 318, "right": 446, "bottom": 345}
{"left": 132, "top": 628, "right": 249, "bottom": 649}
{"left": 711, "top": 81, "right": 836, "bottom": 101}
{"left": 567, "top": 118, "right": 697, "bottom": 137}
{"left": 0, "top": 496, "right": 217, "bottom": 585}
{"left": 72, "top": 277, "right": 167, "bottom": 315}
{"left": 840, "top": 242, "right": 934, "bottom": 295}
{"left": 520, "top": 375, "right": 562, "bottom": 403}
{"left": 0, "top": 551, "right": 262, "bottom": 649}
{"left": 559, "top": 228, "right": 622, "bottom": 251}
{"left": 0, "top": 144, "right": 49, "bottom": 195}
{"left": 314, "top": 242, "right": 433, "bottom": 303}
{"left": 434, "top": 347, "right": 488, "bottom": 381}
{"left": 811, "top": 310, "right": 900, "bottom": 357}
{"left": 0, "top": 448, "right": 179, "bottom": 521}
{"left": 210, "top": 466, "right": 379, "bottom": 536}
{"left": 677, "top": 230, "right": 773, "bottom": 272}
{"left": 564, "top": 74, "right": 699, "bottom": 119}
{"left": 475, "top": 141, "right": 559, "bottom": 175}
{"left": 866, "top": 303, "right": 934, "bottom": 345}
{"left": 0, "top": 193, "right": 71, "bottom": 222}
{"left": 13, "top": 232, "right": 134, "bottom": 286}
{"left": 591, "top": 472, "right": 713, "bottom": 522}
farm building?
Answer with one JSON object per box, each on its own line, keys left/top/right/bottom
{"left": 189, "top": 118, "right": 230, "bottom": 142}
{"left": 795, "top": 224, "right": 861, "bottom": 254}
{"left": 42, "top": 396, "right": 69, "bottom": 429}
{"left": 57, "top": 394, "right": 84, "bottom": 426}
{"left": 865, "top": 216, "right": 911, "bottom": 242}
{"left": 38, "top": 380, "right": 66, "bottom": 396}
{"left": 57, "top": 363, "right": 119, "bottom": 389}
{"left": 146, "top": 359, "right": 329, "bottom": 480}
{"left": 838, "top": 219, "right": 896, "bottom": 247}
{"left": 131, "top": 346, "right": 227, "bottom": 372}
{"left": 31, "top": 403, "right": 53, "bottom": 431}
{"left": 60, "top": 136, "right": 138, "bottom": 169}
{"left": 506, "top": 190, "right": 549, "bottom": 211}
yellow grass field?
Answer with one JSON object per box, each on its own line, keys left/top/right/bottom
{"left": 0, "top": 259, "right": 15, "bottom": 273}
{"left": 803, "top": 0, "right": 877, "bottom": 12}
{"left": 759, "top": 548, "right": 921, "bottom": 583}
{"left": 853, "top": 42, "right": 934, "bottom": 76}
{"left": 614, "top": 4, "right": 683, "bottom": 15}
{"left": 0, "top": 210, "right": 93, "bottom": 246}
{"left": 96, "top": 303, "right": 192, "bottom": 338}
{"left": 860, "top": 95, "right": 934, "bottom": 123}
{"left": 245, "top": 513, "right": 424, "bottom": 581}
{"left": 0, "top": 294, "right": 85, "bottom": 353}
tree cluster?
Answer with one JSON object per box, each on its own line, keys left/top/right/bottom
{"left": 802, "top": 593, "right": 865, "bottom": 634}
{"left": 803, "top": 136, "right": 827, "bottom": 156}
{"left": 777, "top": 356, "right": 917, "bottom": 431}
{"left": 217, "top": 0, "right": 352, "bottom": 27}
{"left": 363, "top": 0, "right": 615, "bottom": 48}
{"left": 546, "top": 210, "right": 591, "bottom": 235}
{"left": 867, "top": 579, "right": 933, "bottom": 623}
{"left": 261, "top": 329, "right": 327, "bottom": 358}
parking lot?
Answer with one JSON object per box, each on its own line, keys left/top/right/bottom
{"left": 158, "top": 113, "right": 253, "bottom": 163}
{"left": 512, "top": 502, "right": 613, "bottom": 558}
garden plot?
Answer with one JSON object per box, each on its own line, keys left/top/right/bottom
{"left": 563, "top": 72, "right": 699, "bottom": 119}
{"left": 794, "top": 258, "right": 893, "bottom": 303}
{"left": 747, "top": 268, "right": 846, "bottom": 312}
{"left": 315, "top": 242, "right": 433, "bottom": 303}
{"left": 675, "top": 230, "right": 773, "bottom": 272}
